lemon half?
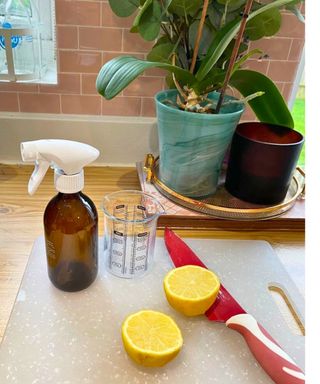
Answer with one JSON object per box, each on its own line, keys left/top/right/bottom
{"left": 163, "top": 265, "right": 220, "bottom": 316}
{"left": 121, "top": 310, "right": 183, "bottom": 367}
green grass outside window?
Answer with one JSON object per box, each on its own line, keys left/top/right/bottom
{"left": 292, "top": 97, "right": 305, "bottom": 167}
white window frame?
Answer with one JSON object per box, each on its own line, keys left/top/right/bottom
{"left": 288, "top": 46, "right": 305, "bottom": 110}
{"left": 37, "top": 0, "right": 57, "bottom": 83}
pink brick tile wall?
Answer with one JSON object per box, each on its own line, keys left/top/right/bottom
{"left": 0, "top": 1, "right": 305, "bottom": 118}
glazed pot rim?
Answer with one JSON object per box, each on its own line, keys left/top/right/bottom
{"left": 235, "top": 122, "right": 304, "bottom": 146}
{"left": 154, "top": 89, "right": 244, "bottom": 118}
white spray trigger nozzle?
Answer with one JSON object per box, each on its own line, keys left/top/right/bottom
{"left": 20, "top": 139, "right": 100, "bottom": 195}
{"left": 28, "top": 160, "right": 50, "bottom": 195}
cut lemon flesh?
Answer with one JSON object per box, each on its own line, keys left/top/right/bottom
{"left": 121, "top": 310, "right": 183, "bottom": 367}
{"left": 163, "top": 265, "right": 220, "bottom": 316}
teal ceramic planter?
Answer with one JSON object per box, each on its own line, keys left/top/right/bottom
{"left": 155, "top": 89, "right": 245, "bottom": 198}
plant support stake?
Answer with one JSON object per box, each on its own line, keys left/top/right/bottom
{"left": 190, "top": 0, "right": 210, "bottom": 74}
{"left": 215, "top": 0, "right": 254, "bottom": 114}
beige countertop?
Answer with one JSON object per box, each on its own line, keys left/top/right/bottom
{"left": 0, "top": 164, "right": 305, "bottom": 342}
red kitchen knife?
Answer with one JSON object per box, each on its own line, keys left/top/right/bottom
{"left": 164, "top": 228, "right": 305, "bottom": 384}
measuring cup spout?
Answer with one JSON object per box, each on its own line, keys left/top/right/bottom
{"left": 149, "top": 198, "right": 165, "bottom": 220}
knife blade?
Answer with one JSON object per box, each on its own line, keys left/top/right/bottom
{"left": 164, "top": 228, "right": 305, "bottom": 384}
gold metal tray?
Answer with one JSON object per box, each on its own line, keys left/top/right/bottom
{"left": 144, "top": 154, "right": 305, "bottom": 221}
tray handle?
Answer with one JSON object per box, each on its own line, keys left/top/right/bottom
{"left": 295, "top": 167, "right": 305, "bottom": 200}
{"left": 144, "top": 154, "right": 156, "bottom": 183}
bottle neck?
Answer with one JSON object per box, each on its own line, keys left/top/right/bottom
{"left": 57, "top": 191, "right": 82, "bottom": 197}
{"left": 54, "top": 169, "right": 84, "bottom": 193}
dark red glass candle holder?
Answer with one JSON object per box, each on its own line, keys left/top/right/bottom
{"left": 225, "top": 122, "right": 304, "bottom": 205}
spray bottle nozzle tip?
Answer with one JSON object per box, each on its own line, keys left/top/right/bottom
{"left": 20, "top": 141, "right": 38, "bottom": 162}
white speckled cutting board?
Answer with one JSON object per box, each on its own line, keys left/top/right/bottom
{"left": 0, "top": 237, "right": 304, "bottom": 384}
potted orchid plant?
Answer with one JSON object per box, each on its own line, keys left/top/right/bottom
{"left": 96, "top": 0, "right": 304, "bottom": 198}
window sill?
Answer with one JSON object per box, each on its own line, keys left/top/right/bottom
{"left": 0, "top": 62, "right": 57, "bottom": 85}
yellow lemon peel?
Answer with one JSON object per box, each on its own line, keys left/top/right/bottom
{"left": 121, "top": 310, "right": 183, "bottom": 367}
{"left": 163, "top": 265, "right": 220, "bottom": 316}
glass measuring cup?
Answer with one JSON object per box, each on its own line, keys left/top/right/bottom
{"left": 102, "top": 190, "right": 165, "bottom": 278}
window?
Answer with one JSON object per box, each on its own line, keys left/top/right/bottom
{"left": 0, "top": 0, "right": 57, "bottom": 83}
{"left": 289, "top": 46, "right": 305, "bottom": 167}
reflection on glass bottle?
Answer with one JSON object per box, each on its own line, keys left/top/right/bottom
{"left": 0, "top": 0, "right": 42, "bottom": 81}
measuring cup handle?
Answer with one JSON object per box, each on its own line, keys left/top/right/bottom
{"left": 103, "top": 233, "right": 108, "bottom": 250}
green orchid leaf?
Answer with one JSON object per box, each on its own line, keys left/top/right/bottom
{"left": 109, "top": 0, "right": 139, "bottom": 17}
{"left": 206, "top": 5, "right": 220, "bottom": 28}
{"left": 96, "top": 56, "right": 196, "bottom": 99}
{"left": 162, "top": 0, "right": 174, "bottom": 13}
{"left": 216, "top": 0, "right": 248, "bottom": 13}
{"left": 168, "top": 0, "right": 202, "bottom": 16}
{"left": 147, "top": 42, "right": 176, "bottom": 62}
{"left": 193, "top": 67, "right": 225, "bottom": 94}
{"left": 176, "top": 45, "right": 190, "bottom": 69}
{"left": 216, "top": 0, "right": 246, "bottom": 6}
{"left": 96, "top": 56, "right": 131, "bottom": 96}
{"left": 232, "top": 48, "right": 262, "bottom": 73}
{"left": 226, "top": 91, "right": 265, "bottom": 105}
{"left": 215, "top": 40, "right": 248, "bottom": 68}
{"left": 189, "top": 19, "right": 215, "bottom": 56}
{"left": 132, "top": 0, "right": 152, "bottom": 30}
{"left": 196, "top": 0, "right": 299, "bottom": 81}
{"left": 230, "top": 69, "right": 294, "bottom": 128}
{"left": 138, "top": 0, "right": 162, "bottom": 41}
{"left": 208, "top": 0, "right": 247, "bottom": 29}
{"left": 130, "top": 25, "right": 139, "bottom": 33}
{"left": 245, "top": 8, "right": 282, "bottom": 40}
{"left": 165, "top": 73, "right": 176, "bottom": 89}
{"left": 154, "top": 35, "right": 172, "bottom": 47}
{"left": 206, "top": 17, "right": 240, "bottom": 59}
{"left": 196, "top": 17, "right": 240, "bottom": 80}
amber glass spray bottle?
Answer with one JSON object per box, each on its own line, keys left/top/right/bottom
{"left": 21, "top": 139, "right": 100, "bottom": 292}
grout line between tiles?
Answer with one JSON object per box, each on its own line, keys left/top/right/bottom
{"left": 100, "top": 1, "right": 102, "bottom": 27}
{"left": 80, "top": 73, "right": 83, "bottom": 96}
{"left": 59, "top": 94, "right": 62, "bottom": 114}
{"left": 17, "top": 92, "right": 21, "bottom": 112}
{"left": 287, "top": 38, "right": 294, "bottom": 61}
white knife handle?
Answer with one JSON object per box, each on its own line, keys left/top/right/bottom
{"left": 226, "top": 313, "right": 305, "bottom": 384}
